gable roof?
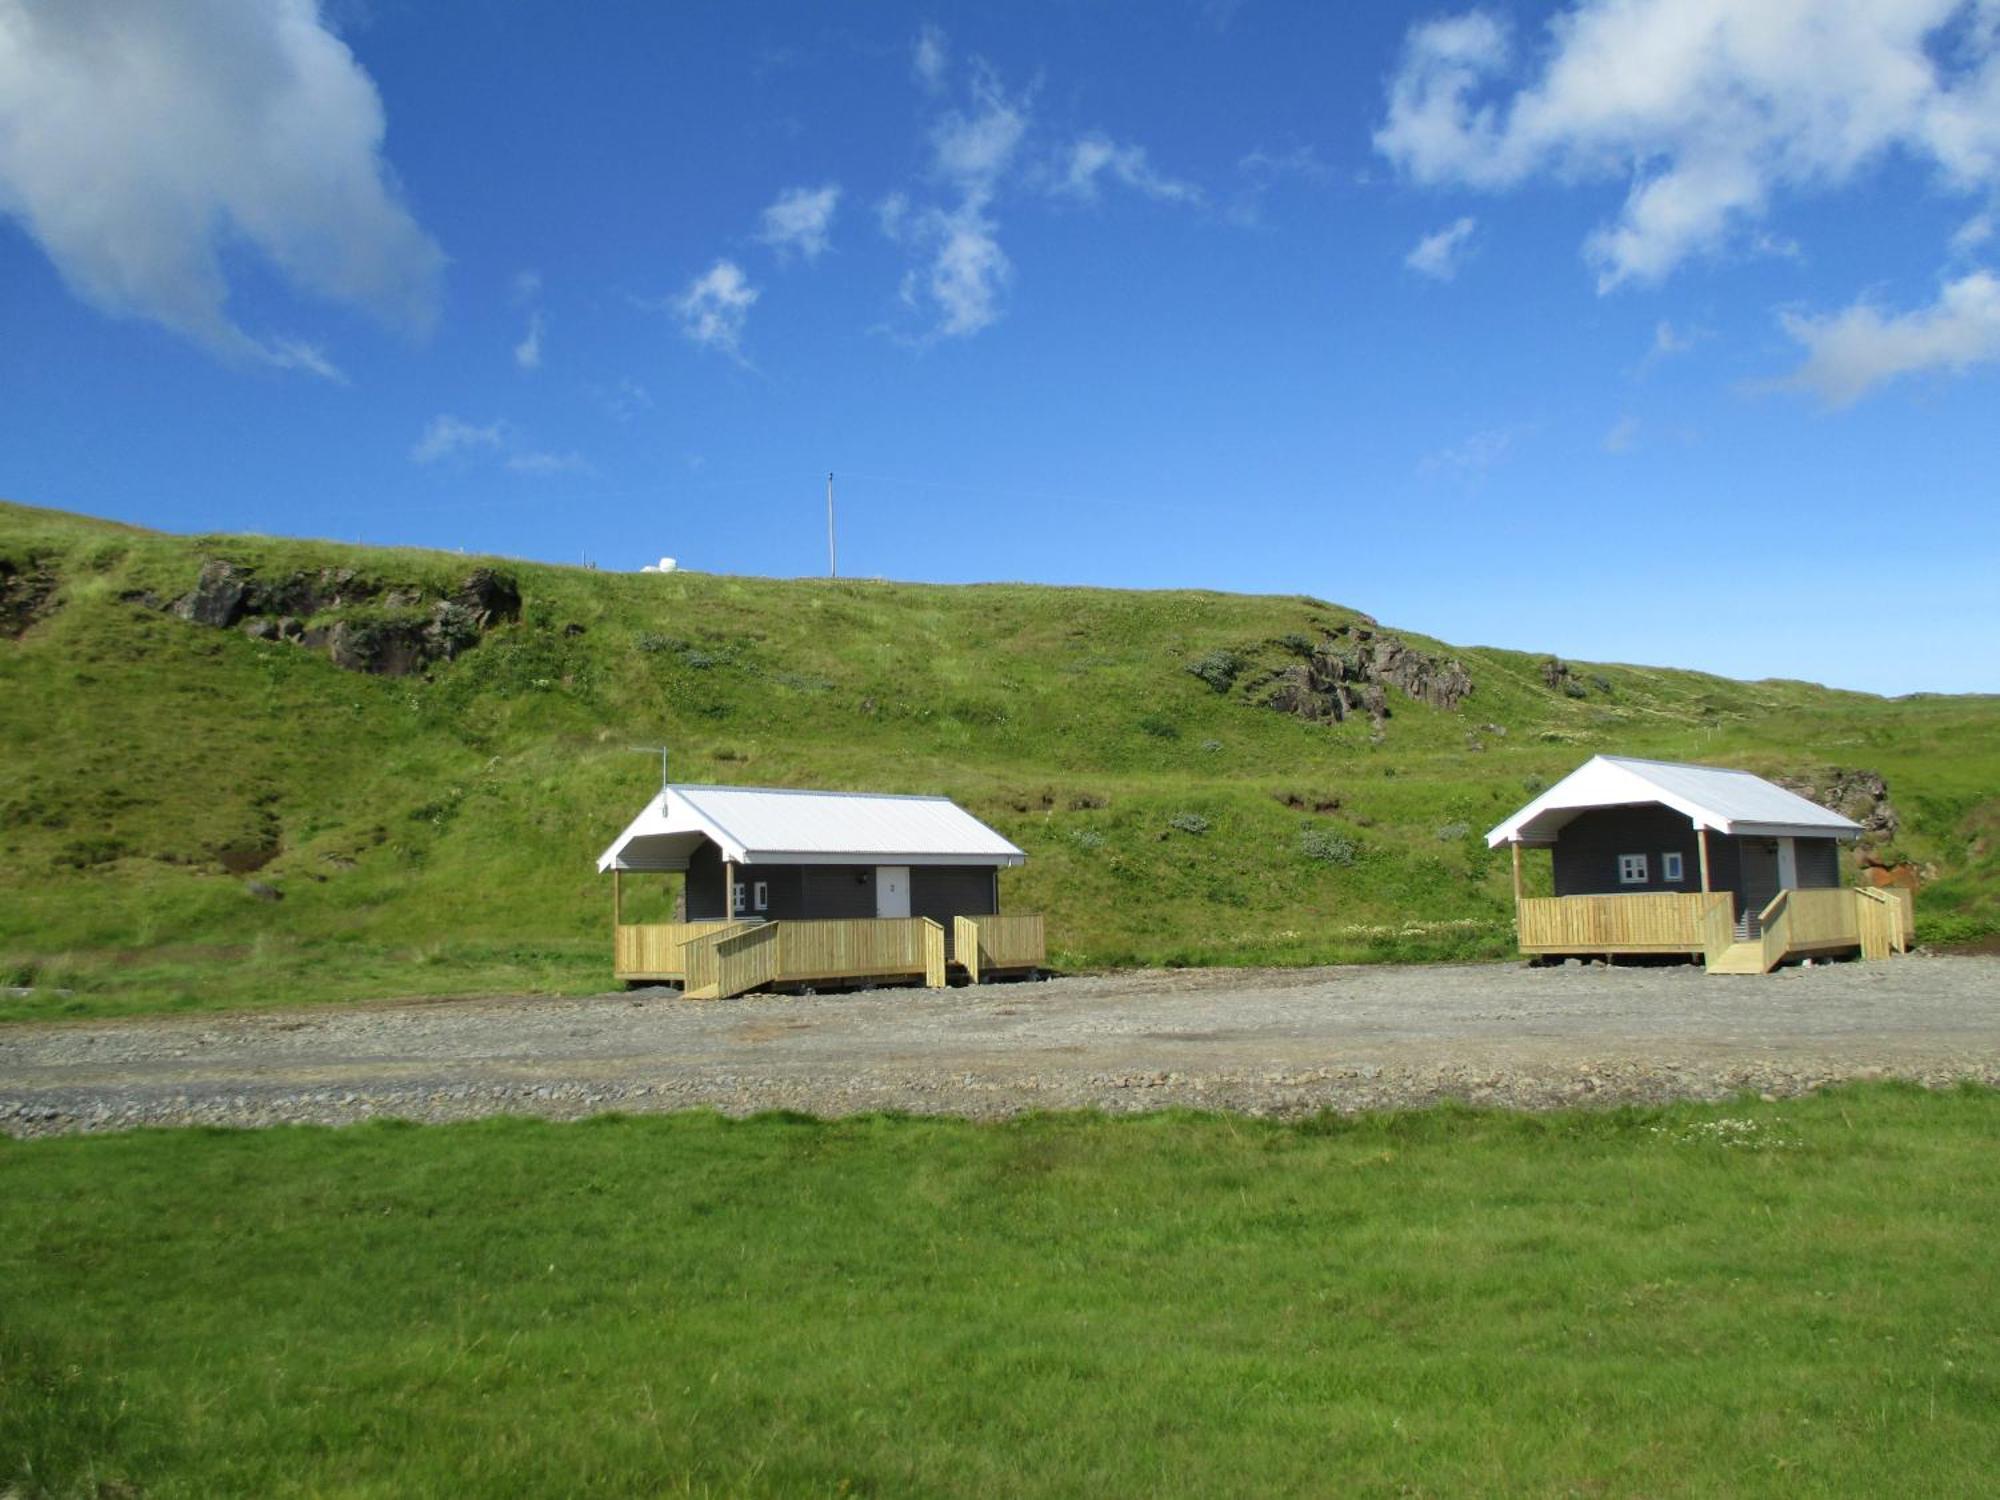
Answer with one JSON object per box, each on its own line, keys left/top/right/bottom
{"left": 596, "top": 784, "right": 1027, "bottom": 872}
{"left": 1485, "top": 755, "right": 1864, "bottom": 848}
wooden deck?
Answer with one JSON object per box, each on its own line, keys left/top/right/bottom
{"left": 1515, "top": 888, "right": 1911, "bottom": 974}
{"left": 953, "top": 914, "right": 1047, "bottom": 983}
{"left": 612, "top": 920, "right": 739, "bottom": 982}
{"left": 615, "top": 915, "right": 1043, "bottom": 999}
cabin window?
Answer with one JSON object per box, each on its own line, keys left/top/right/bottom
{"left": 732, "top": 882, "right": 747, "bottom": 915}
{"left": 1617, "top": 853, "right": 1649, "bottom": 885}
{"left": 752, "top": 881, "right": 769, "bottom": 912}
{"left": 1661, "top": 851, "right": 1685, "bottom": 883}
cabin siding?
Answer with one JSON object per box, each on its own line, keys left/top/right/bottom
{"left": 1796, "top": 837, "right": 1842, "bottom": 889}
{"left": 683, "top": 836, "right": 1005, "bottom": 927}
{"left": 1551, "top": 806, "right": 1705, "bottom": 897}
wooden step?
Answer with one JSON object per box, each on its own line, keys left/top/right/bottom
{"left": 1706, "top": 941, "right": 1770, "bottom": 975}
{"left": 682, "top": 983, "right": 720, "bottom": 1001}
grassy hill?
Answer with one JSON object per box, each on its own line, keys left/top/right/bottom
{"left": 3, "top": 498, "right": 1996, "bottom": 1020}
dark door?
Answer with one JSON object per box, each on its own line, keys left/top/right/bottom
{"left": 1739, "top": 839, "right": 1779, "bottom": 929}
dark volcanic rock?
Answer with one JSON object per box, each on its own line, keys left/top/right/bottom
{"left": 158, "top": 557, "right": 522, "bottom": 676}
{"left": 1774, "top": 768, "right": 1900, "bottom": 843}
{"left": 455, "top": 568, "right": 521, "bottom": 626}
{"left": 0, "top": 556, "right": 60, "bottom": 636}
{"left": 172, "top": 559, "right": 250, "bottom": 627}
{"left": 1259, "top": 625, "right": 1473, "bottom": 729}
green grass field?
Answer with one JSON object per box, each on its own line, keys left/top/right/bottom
{"left": 4, "top": 1086, "right": 1996, "bottom": 1497}
{"left": 4, "top": 497, "right": 1998, "bottom": 1021}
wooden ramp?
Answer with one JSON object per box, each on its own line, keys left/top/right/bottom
{"left": 1706, "top": 941, "right": 1770, "bottom": 975}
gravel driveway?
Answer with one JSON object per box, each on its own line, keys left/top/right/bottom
{"left": 4, "top": 956, "right": 1998, "bottom": 1137}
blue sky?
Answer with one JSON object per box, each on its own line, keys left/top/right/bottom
{"left": 3, "top": 1, "right": 1998, "bottom": 695}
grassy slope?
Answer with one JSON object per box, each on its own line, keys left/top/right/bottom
{"left": 3, "top": 498, "right": 1997, "bottom": 1019}
{"left": 4, "top": 1088, "right": 1997, "bottom": 1497}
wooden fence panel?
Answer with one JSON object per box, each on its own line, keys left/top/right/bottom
{"left": 714, "top": 923, "right": 780, "bottom": 998}
{"left": 1515, "top": 893, "right": 1711, "bottom": 952}
{"left": 615, "top": 920, "right": 736, "bottom": 978}
{"left": 774, "top": 918, "right": 927, "bottom": 983}
{"left": 954, "top": 916, "right": 983, "bottom": 983}
{"left": 1780, "top": 888, "right": 1862, "bottom": 950}
{"left": 681, "top": 922, "right": 763, "bottom": 997}
{"left": 953, "top": 913, "right": 1047, "bottom": 979}
{"left": 923, "top": 920, "right": 947, "bottom": 989}
{"left": 1855, "top": 889, "right": 1896, "bottom": 961}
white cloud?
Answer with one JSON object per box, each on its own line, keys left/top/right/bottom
{"left": 1418, "top": 427, "right": 1517, "bottom": 478}
{"left": 1654, "top": 319, "right": 1698, "bottom": 356}
{"left": 411, "top": 415, "right": 588, "bottom": 476}
{"left": 674, "top": 259, "right": 759, "bottom": 361}
{"left": 1238, "top": 145, "right": 1331, "bottom": 186}
{"left": 1778, "top": 270, "right": 2000, "bottom": 405}
{"left": 506, "top": 450, "right": 589, "bottom": 476}
{"left": 412, "top": 416, "right": 504, "bottom": 464}
{"left": 894, "top": 198, "right": 1012, "bottom": 337}
{"left": 1054, "top": 134, "right": 1201, "bottom": 204}
{"left": 1404, "top": 216, "right": 1478, "bottom": 280}
{"left": 603, "top": 378, "right": 653, "bottom": 422}
{"left": 514, "top": 309, "right": 544, "bottom": 371}
{"left": 1375, "top": 2, "right": 2000, "bottom": 291}
{"left": 0, "top": 0, "right": 443, "bottom": 364}
{"left": 756, "top": 184, "right": 841, "bottom": 261}
{"left": 913, "top": 23, "right": 948, "bottom": 93}
{"left": 1602, "top": 414, "right": 1640, "bottom": 452}
{"left": 1950, "top": 210, "right": 1995, "bottom": 257}
{"left": 931, "top": 65, "right": 1030, "bottom": 189}
{"left": 881, "top": 56, "right": 1031, "bottom": 339}
{"left": 265, "top": 338, "right": 346, "bottom": 384}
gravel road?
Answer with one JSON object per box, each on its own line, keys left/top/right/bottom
{"left": 4, "top": 956, "right": 1998, "bottom": 1137}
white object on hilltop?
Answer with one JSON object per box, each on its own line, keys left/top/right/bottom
{"left": 640, "top": 556, "right": 678, "bottom": 574}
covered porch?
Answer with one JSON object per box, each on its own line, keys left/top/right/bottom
{"left": 599, "top": 783, "right": 1044, "bottom": 997}
{"left": 1490, "top": 755, "right": 1908, "bottom": 974}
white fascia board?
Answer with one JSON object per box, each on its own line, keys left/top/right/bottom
{"left": 738, "top": 850, "right": 1025, "bottom": 868}
{"left": 1727, "top": 822, "right": 1860, "bottom": 842}
{"left": 1485, "top": 758, "right": 1712, "bottom": 846}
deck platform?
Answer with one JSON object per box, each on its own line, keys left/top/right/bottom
{"left": 1515, "top": 887, "right": 1911, "bottom": 973}
{"left": 615, "top": 914, "right": 1047, "bottom": 999}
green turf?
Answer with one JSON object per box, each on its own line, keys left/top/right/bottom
{"left": 4, "top": 498, "right": 1997, "bottom": 1019}
{"left": 3, "top": 1086, "right": 1996, "bottom": 1497}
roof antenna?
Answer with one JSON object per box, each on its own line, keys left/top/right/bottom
{"left": 826, "top": 470, "right": 837, "bottom": 579}
{"left": 630, "top": 745, "right": 669, "bottom": 792}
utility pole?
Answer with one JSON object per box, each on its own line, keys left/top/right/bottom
{"left": 630, "top": 745, "right": 669, "bottom": 792}
{"left": 826, "top": 470, "right": 838, "bottom": 579}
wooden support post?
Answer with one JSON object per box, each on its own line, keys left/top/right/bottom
{"left": 1510, "top": 842, "right": 1523, "bottom": 903}
{"left": 613, "top": 868, "right": 623, "bottom": 926}
{"left": 1697, "top": 826, "right": 1712, "bottom": 893}
{"left": 723, "top": 859, "right": 736, "bottom": 920}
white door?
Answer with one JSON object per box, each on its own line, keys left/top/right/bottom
{"left": 875, "top": 866, "right": 910, "bottom": 919}
{"left": 1776, "top": 837, "right": 1799, "bottom": 890}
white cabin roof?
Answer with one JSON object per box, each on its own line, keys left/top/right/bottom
{"left": 1485, "top": 755, "right": 1863, "bottom": 848}
{"left": 596, "top": 784, "right": 1027, "bottom": 872}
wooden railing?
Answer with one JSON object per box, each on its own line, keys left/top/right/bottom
{"left": 775, "top": 918, "right": 947, "bottom": 991}
{"left": 1519, "top": 887, "right": 1913, "bottom": 973}
{"left": 615, "top": 920, "right": 738, "bottom": 979}
{"left": 953, "top": 914, "right": 1047, "bottom": 983}
{"left": 712, "top": 922, "right": 780, "bottom": 998}
{"left": 1515, "top": 893, "right": 1725, "bottom": 953}
{"left": 1698, "top": 896, "right": 1737, "bottom": 968}
{"left": 680, "top": 922, "right": 764, "bottom": 997}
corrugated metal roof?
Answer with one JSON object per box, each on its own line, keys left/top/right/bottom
{"left": 597, "top": 784, "right": 1026, "bottom": 871}
{"left": 1485, "top": 755, "right": 1864, "bottom": 847}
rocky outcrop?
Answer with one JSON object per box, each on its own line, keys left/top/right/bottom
{"left": 0, "top": 556, "right": 60, "bottom": 637}
{"left": 1259, "top": 624, "right": 1473, "bottom": 729}
{"left": 1773, "top": 768, "right": 1900, "bottom": 843}
{"left": 156, "top": 558, "right": 520, "bottom": 677}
